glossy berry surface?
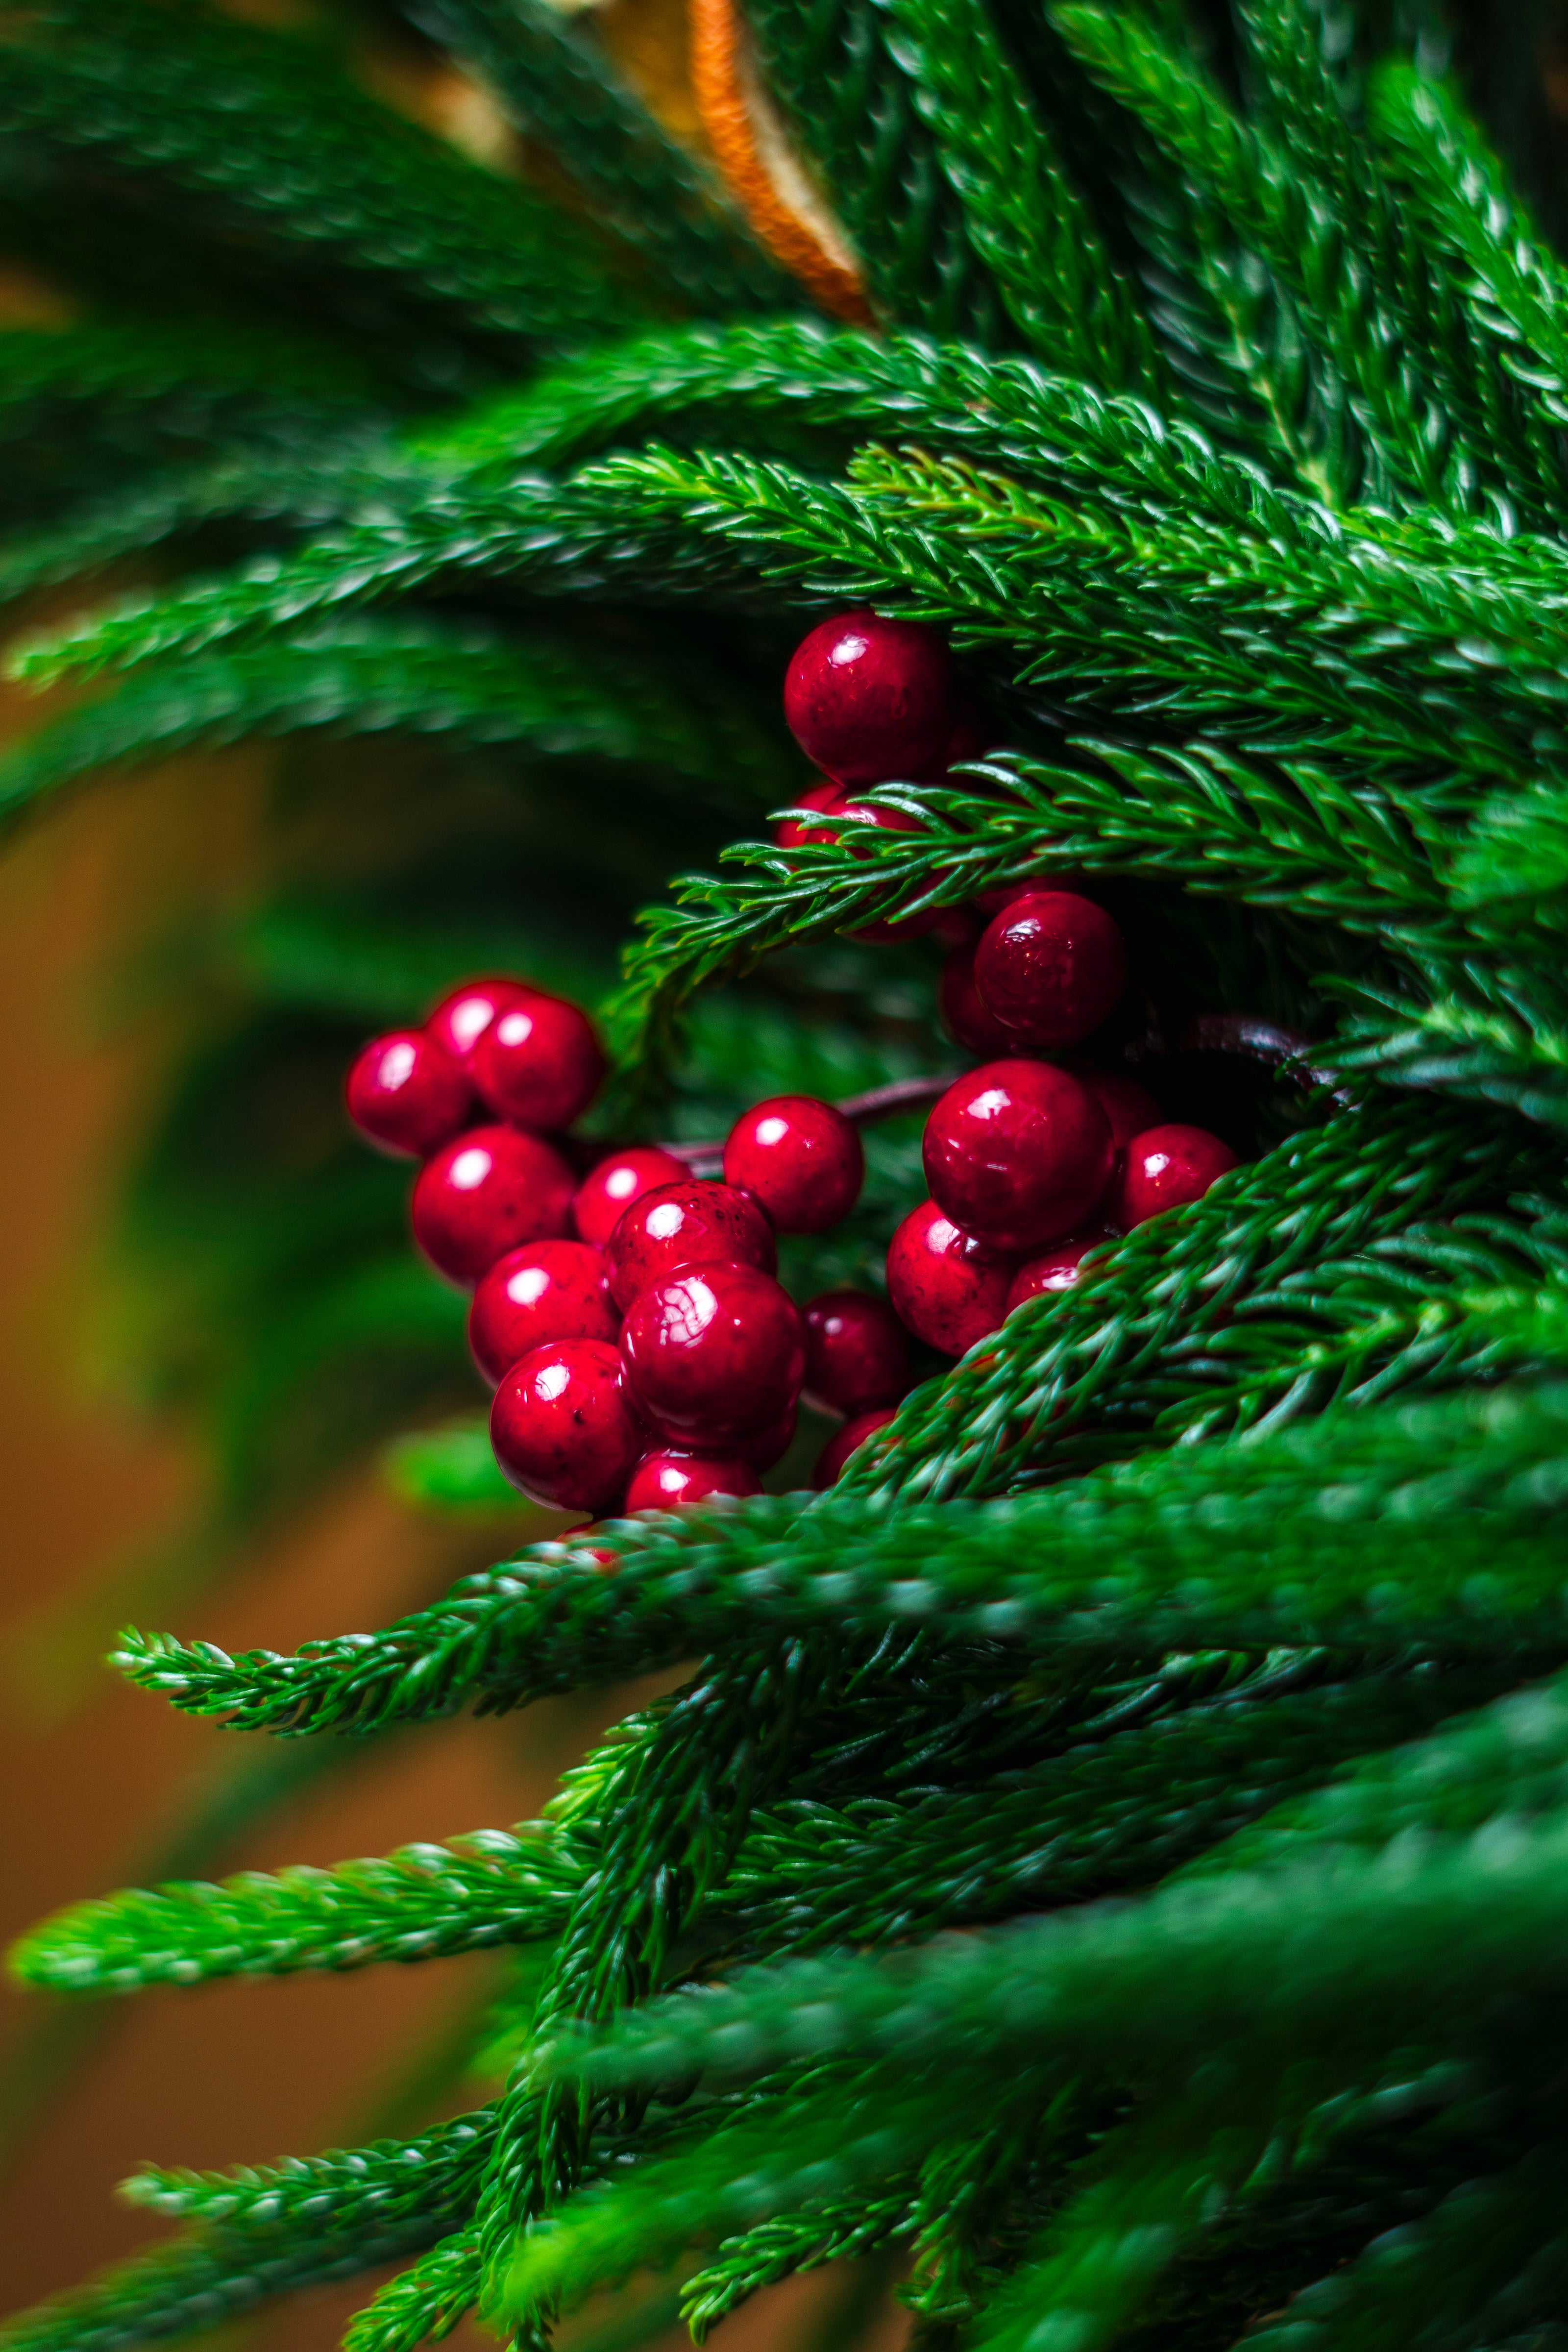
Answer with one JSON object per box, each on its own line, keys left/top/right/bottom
{"left": 974, "top": 891, "right": 1128, "bottom": 1050}
{"left": 625, "top": 1450, "right": 762, "bottom": 1512}
{"left": 425, "top": 976, "right": 529, "bottom": 1065}
{"left": 774, "top": 778, "right": 842, "bottom": 851}
{"left": 411, "top": 1125, "right": 575, "bottom": 1286}
{"left": 724, "top": 1095, "right": 864, "bottom": 1233}
{"left": 468, "top": 1239, "right": 618, "bottom": 1387}
{"left": 603, "top": 1179, "right": 776, "bottom": 1313}
{"left": 813, "top": 1406, "right": 899, "bottom": 1489}
{"left": 620, "top": 1263, "right": 805, "bottom": 1443}
{"left": 1114, "top": 1124, "right": 1239, "bottom": 1228}
{"left": 573, "top": 1146, "right": 688, "bottom": 1249}
{"left": 940, "top": 939, "right": 1015, "bottom": 1057}
{"left": 471, "top": 990, "right": 606, "bottom": 1132}
{"left": 783, "top": 608, "right": 955, "bottom": 787}
{"left": 490, "top": 1338, "right": 641, "bottom": 1514}
{"left": 886, "top": 1199, "right": 1017, "bottom": 1357}
{"left": 802, "top": 1289, "right": 911, "bottom": 1415}
{"left": 1080, "top": 1070, "right": 1162, "bottom": 1150}
{"left": 345, "top": 1029, "right": 472, "bottom": 1159}
{"left": 923, "top": 1061, "right": 1114, "bottom": 1253}
{"left": 1004, "top": 1231, "right": 1114, "bottom": 1315}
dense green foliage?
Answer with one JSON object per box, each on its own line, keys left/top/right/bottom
{"left": 5, "top": 1, "right": 1568, "bottom": 2348}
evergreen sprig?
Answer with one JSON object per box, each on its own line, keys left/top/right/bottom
{"left": 9, "top": 1, "right": 1568, "bottom": 2347}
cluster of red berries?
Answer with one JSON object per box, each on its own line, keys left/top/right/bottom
{"left": 345, "top": 972, "right": 910, "bottom": 1518}
{"left": 342, "top": 608, "right": 1242, "bottom": 1519}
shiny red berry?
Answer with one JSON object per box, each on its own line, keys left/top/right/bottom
{"left": 940, "top": 938, "right": 1016, "bottom": 1057}
{"left": 468, "top": 1239, "right": 618, "bottom": 1387}
{"left": 1004, "top": 1230, "right": 1115, "bottom": 1315}
{"left": 345, "top": 1029, "right": 473, "bottom": 1158}
{"left": 625, "top": 1450, "right": 763, "bottom": 1512}
{"left": 573, "top": 1146, "right": 689, "bottom": 1249}
{"left": 773, "top": 778, "right": 843, "bottom": 851}
{"left": 425, "top": 975, "right": 530, "bottom": 1064}
{"left": 471, "top": 990, "right": 606, "bottom": 1132}
{"left": 813, "top": 1406, "right": 899, "bottom": 1488}
{"left": 802, "top": 1289, "right": 911, "bottom": 1415}
{"left": 603, "top": 1179, "right": 776, "bottom": 1313}
{"left": 885, "top": 1200, "right": 1017, "bottom": 1357}
{"left": 738, "top": 1404, "right": 797, "bottom": 1470}
{"left": 490, "top": 1338, "right": 642, "bottom": 1515}
{"left": 620, "top": 1263, "right": 805, "bottom": 1444}
{"left": 1113, "top": 1125, "right": 1239, "bottom": 1228}
{"left": 783, "top": 609, "right": 955, "bottom": 787}
{"left": 923, "top": 1061, "right": 1114, "bottom": 1254}
{"left": 724, "top": 1095, "right": 864, "bottom": 1233}
{"left": 411, "top": 1125, "right": 576, "bottom": 1286}
{"left": 1080, "top": 1070, "right": 1162, "bottom": 1150}
{"left": 973, "top": 891, "right": 1128, "bottom": 1051}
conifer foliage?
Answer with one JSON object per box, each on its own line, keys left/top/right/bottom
{"left": 7, "top": 0, "right": 1568, "bottom": 2347}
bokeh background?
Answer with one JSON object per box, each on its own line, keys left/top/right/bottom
{"left": 5, "top": 0, "right": 1568, "bottom": 2338}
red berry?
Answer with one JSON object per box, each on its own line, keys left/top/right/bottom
{"left": 625, "top": 1450, "right": 762, "bottom": 1512}
{"left": 774, "top": 778, "right": 843, "bottom": 851}
{"left": 724, "top": 1095, "right": 864, "bottom": 1233}
{"left": 468, "top": 1239, "right": 618, "bottom": 1387}
{"left": 620, "top": 1263, "right": 805, "bottom": 1444}
{"left": 1113, "top": 1125, "right": 1239, "bottom": 1228}
{"left": 345, "top": 1029, "right": 473, "bottom": 1158}
{"left": 490, "top": 1338, "right": 642, "bottom": 1514}
{"left": 783, "top": 608, "right": 955, "bottom": 787}
{"left": 886, "top": 1200, "right": 1017, "bottom": 1357}
{"left": 573, "top": 1146, "right": 689, "bottom": 1249}
{"left": 813, "top": 1406, "right": 899, "bottom": 1488}
{"left": 411, "top": 1125, "right": 575, "bottom": 1286}
{"left": 1079, "top": 1070, "right": 1162, "bottom": 1150}
{"left": 426, "top": 975, "right": 530, "bottom": 1064}
{"left": 973, "top": 891, "right": 1128, "bottom": 1051}
{"left": 603, "top": 1179, "right": 776, "bottom": 1313}
{"left": 738, "top": 1404, "right": 797, "bottom": 1470}
{"left": 923, "top": 1061, "right": 1114, "bottom": 1253}
{"left": 802, "top": 1289, "right": 911, "bottom": 1415}
{"left": 1004, "top": 1230, "right": 1115, "bottom": 1314}
{"left": 940, "top": 938, "right": 1016, "bottom": 1057}
{"left": 471, "top": 990, "right": 605, "bottom": 1132}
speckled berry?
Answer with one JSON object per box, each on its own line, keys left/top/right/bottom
{"left": 625, "top": 1450, "right": 763, "bottom": 1512}
{"left": 425, "top": 976, "right": 530, "bottom": 1065}
{"left": 620, "top": 1262, "right": 805, "bottom": 1444}
{"left": 802, "top": 1289, "right": 911, "bottom": 1415}
{"left": 923, "top": 1061, "right": 1114, "bottom": 1254}
{"left": 411, "top": 1125, "right": 576, "bottom": 1286}
{"left": 471, "top": 989, "right": 605, "bottom": 1132}
{"left": 813, "top": 1406, "right": 899, "bottom": 1488}
{"left": 1113, "top": 1125, "right": 1239, "bottom": 1228}
{"left": 490, "top": 1337, "right": 642, "bottom": 1515}
{"left": 573, "top": 1146, "right": 688, "bottom": 1249}
{"left": 885, "top": 1200, "right": 1017, "bottom": 1357}
{"left": 973, "top": 891, "right": 1128, "bottom": 1051}
{"left": 784, "top": 609, "right": 955, "bottom": 787}
{"left": 1004, "top": 1231, "right": 1115, "bottom": 1315}
{"left": 603, "top": 1178, "right": 776, "bottom": 1313}
{"left": 939, "top": 938, "right": 1016, "bottom": 1057}
{"left": 346, "top": 1029, "right": 473, "bottom": 1158}
{"left": 724, "top": 1096, "right": 864, "bottom": 1233}
{"left": 468, "top": 1239, "right": 618, "bottom": 1387}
